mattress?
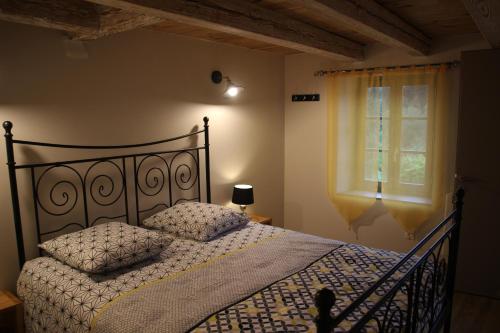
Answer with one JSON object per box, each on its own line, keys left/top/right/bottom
{"left": 17, "top": 223, "right": 407, "bottom": 333}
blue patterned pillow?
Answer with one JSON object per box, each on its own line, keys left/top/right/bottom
{"left": 142, "top": 202, "right": 249, "bottom": 241}
{"left": 39, "top": 222, "right": 171, "bottom": 273}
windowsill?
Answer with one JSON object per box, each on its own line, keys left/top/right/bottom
{"left": 340, "top": 190, "right": 432, "bottom": 205}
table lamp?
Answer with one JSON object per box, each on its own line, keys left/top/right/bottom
{"left": 232, "top": 184, "right": 254, "bottom": 214}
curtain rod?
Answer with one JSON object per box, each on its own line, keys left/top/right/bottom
{"left": 314, "top": 61, "right": 460, "bottom": 77}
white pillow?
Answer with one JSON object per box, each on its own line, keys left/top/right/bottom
{"left": 142, "top": 202, "right": 249, "bottom": 241}
{"left": 39, "top": 222, "right": 171, "bottom": 273}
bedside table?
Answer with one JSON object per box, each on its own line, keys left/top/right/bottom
{"left": 249, "top": 214, "right": 272, "bottom": 225}
{"left": 0, "top": 290, "right": 24, "bottom": 333}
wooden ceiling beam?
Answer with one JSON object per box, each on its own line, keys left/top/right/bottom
{"left": 462, "top": 0, "right": 500, "bottom": 48}
{"left": 0, "top": 0, "right": 99, "bottom": 35}
{"left": 83, "top": 0, "right": 364, "bottom": 60}
{"left": 285, "top": 0, "right": 431, "bottom": 55}
{"left": 74, "top": 9, "right": 163, "bottom": 40}
{"left": 0, "top": 0, "right": 163, "bottom": 41}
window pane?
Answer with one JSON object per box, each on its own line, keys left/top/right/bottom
{"left": 367, "top": 87, "right": 390, "bottom": 117}
{"left": 401, "top": 119, "right": 427, "bottom": 152}
{"left": 365, "top": 150, "right": 389, "bottom": 182}
{"left": 403, "top": 85, "right": 428, "bottom": 117}
{"left": 400, "top": 153, "right": 426, "bottom": 185}
{"left": 365, "top": 119, "right": 390, "bottom": 150}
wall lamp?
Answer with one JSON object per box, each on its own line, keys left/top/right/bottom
{"left": 211, "top": 70, "right": 244, "bottom": 97}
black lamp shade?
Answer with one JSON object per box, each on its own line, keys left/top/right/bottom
{"left": 232, "top": 184, "right": 254, "bottom": 205}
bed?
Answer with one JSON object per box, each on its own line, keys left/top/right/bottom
{"left": 3, "top": 117, "right": 464, "bottom": 332}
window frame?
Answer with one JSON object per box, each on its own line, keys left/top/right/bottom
{"left": 355, "top": 77, "right": 435, "bottom": 201}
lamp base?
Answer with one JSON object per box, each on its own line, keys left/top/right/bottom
{"left": 239, "top": 205, "right": 247, "bottom": 215}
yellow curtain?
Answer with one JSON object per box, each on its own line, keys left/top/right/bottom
{"left": 327, "top": 65, "right": 454, "bottom": 235}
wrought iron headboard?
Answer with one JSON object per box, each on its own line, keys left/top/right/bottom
{"left": 3, "top": 117, "right": 211, "bottom": 268}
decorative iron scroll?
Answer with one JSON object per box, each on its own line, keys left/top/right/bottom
{"left": 134, "top": 150, "right": 200, "bottom": 223}
{"left": 31, "top": 148, "right": 202, "bottom": 241}
{"left": 355, "top": 235, "right": 452, "bottom": 332}
{"left": 31, "top": 158, "right": 129, "bottom": 242}
{"left": 35, "top": 165, "right": 82, "bottom": 218}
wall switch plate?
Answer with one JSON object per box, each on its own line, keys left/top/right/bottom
{"left": 291, "top": 94, "right": 320, "bottom": 102}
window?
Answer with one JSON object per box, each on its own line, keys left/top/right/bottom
{"left": 360, "top": 81, "right": 433, "bottom": 201}
{"left": 326, "top": 66, "right": 455, "bottom": 233}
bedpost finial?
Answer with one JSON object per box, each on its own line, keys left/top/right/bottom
{"left": 315, "top": 288, "right": 336, "bottom": 311}
{"left": 3, "top": 121, "right": 13, "bottom": 134}
{"left": 203, "top": 116, "right": 209, "bottom": 126}
{"left": 454, "top": 187, "right": 465, "bottom": 212}
{"left": 314, "top": 288, "right": 336, "bottom": 333}
{"left": 454, "top": 187, "right": 465, "bottom": 206}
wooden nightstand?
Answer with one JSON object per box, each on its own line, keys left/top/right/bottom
{"left": 0, "top": 291, "right": 24, "bottom": 333}
{"left": 249, "top": 214, "right": 272, "bottom": 225}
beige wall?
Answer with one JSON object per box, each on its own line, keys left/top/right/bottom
{"left": 0, "top": 22, "right": 284, "bottom": 291}
{"left": 284, "top": 34, "right": 489, "bottom": 252}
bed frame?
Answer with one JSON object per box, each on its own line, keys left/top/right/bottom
{"left": 3, "top": 117, "right": 463, "bottom": 333}
{"left": 315, "top": 188, "right": 464, "bottom": 332}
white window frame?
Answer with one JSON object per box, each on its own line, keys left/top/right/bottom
{"left": 355, "top": 79, "right": 435, "bottom": 202}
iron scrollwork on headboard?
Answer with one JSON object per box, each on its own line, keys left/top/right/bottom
{"left": 3, "top": 117, "right": 211, "bottom": 268}
{"left": 134, "top": 150, "right": 201, "bottom": 222}
{"left": 31, "top": 158, "right": 130, "bottom": 244}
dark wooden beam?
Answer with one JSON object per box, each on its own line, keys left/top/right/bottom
{"left": 0, "top": 0, "right": 99, "bottom": 35}
{"left": 462, "top": 0, "right": 500, "bottom": 48}
{"left": 84, "top": 0, "right": 364, "bottom": 60}
{"left": 75, "top": 8, "right": 163, "bottom": 40}
{"left": 0, "top": 0, "right": 163, "bottom": 41}
{"left": 286, "top": 0, "right": 431, "bottom": 55}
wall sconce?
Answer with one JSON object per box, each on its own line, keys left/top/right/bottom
{"left": 211, "top": 70, "right": 244, "bottom": 97}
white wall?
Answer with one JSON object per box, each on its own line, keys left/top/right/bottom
{"left": 284, "top": 34, "right": 488, "bottom": 252}
{"left": 0, "top": 22, "right": 285, "bottom": 291}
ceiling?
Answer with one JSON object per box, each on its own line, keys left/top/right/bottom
{"left": 149, "top": 19, "right": 299, "bottom": 55}
{"left": 0, "top": 0, "right": 494, "bottom": 60}
{"left": 148, "top": 0, "right": 479, "bottom": 55}
{"left": 377, "top": 0, "right": 478, "bottom": 37}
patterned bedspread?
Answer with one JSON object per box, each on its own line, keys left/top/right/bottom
{"left": 18, "top": 223, "right": 284, "bottom": 333}
{"left": 18, "top": 223, "right": 407, "bottom": 333}
{"left": 192, "top": 243, "right": 406, "bottom": 332}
